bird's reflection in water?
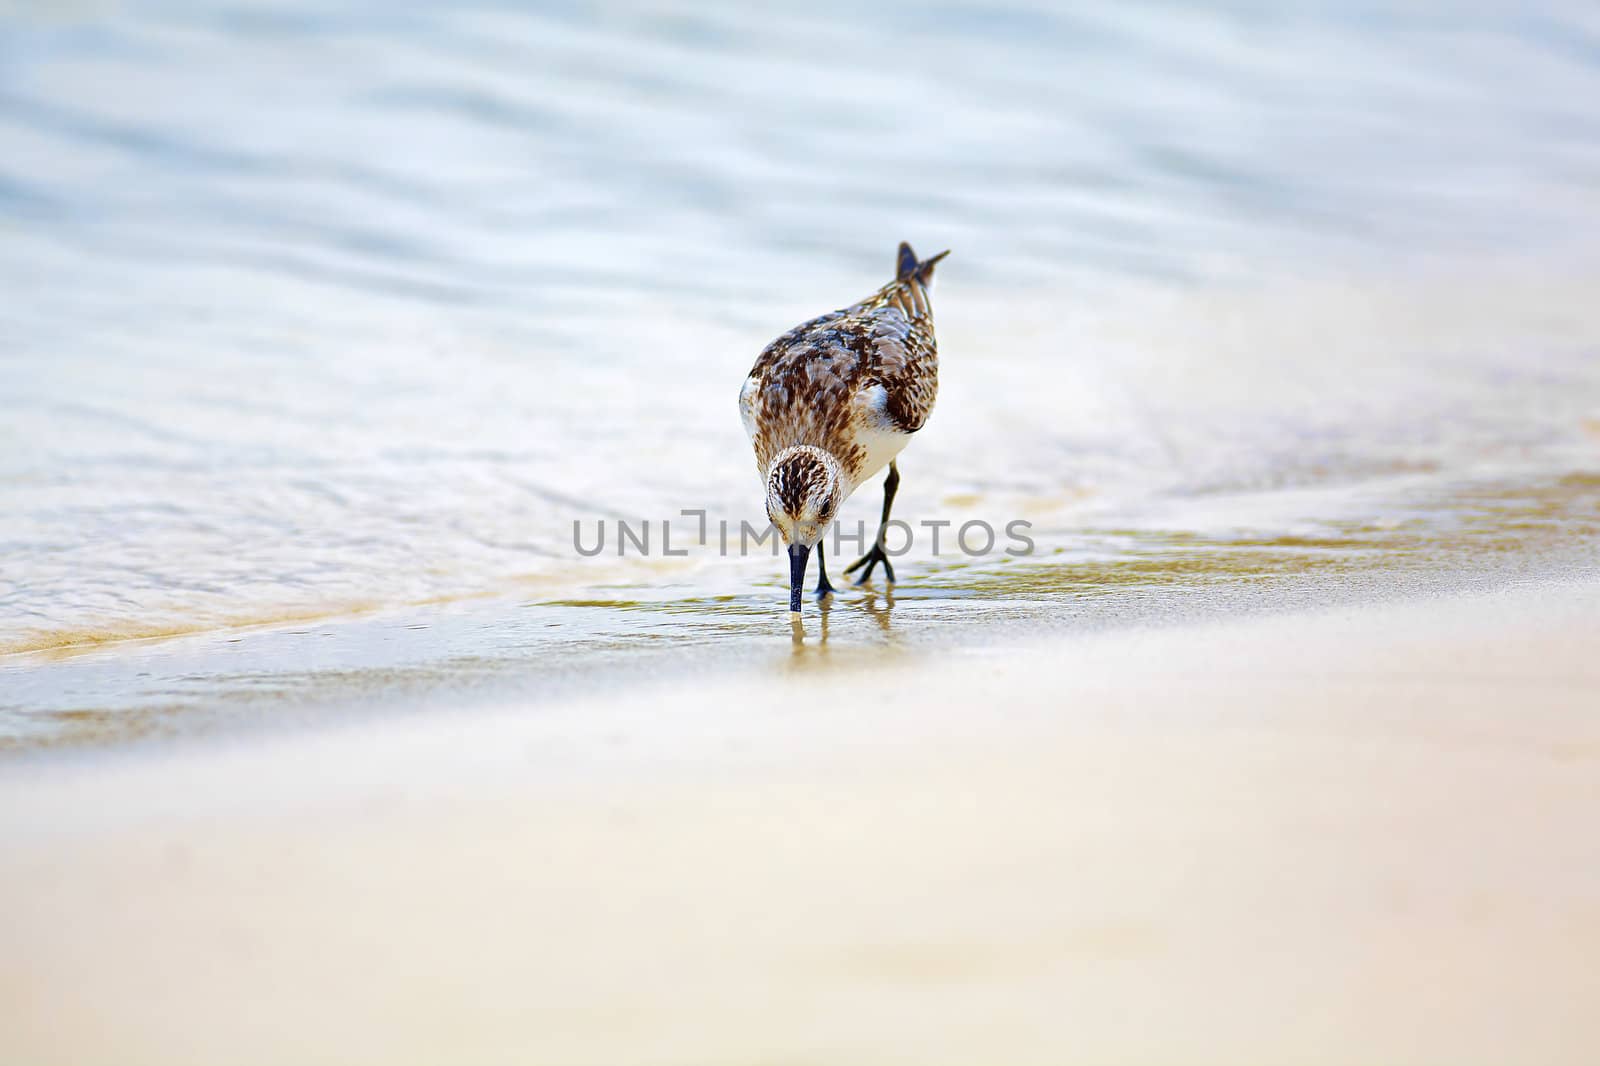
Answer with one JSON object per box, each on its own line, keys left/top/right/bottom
{"left": 788, "top": 586, "right": 897, "bottom": 658}
{"left": 858, "top": 587, "right": 895, "bottom": 635}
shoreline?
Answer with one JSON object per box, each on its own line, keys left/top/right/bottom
{"left": 3, "top": 576, "right": 1597, "bottom": 1064}
{"left": 5, "top": 463, "right": 1598, "bottom": 756}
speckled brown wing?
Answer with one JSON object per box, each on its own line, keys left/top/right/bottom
{"left": 739, "top": 263, "right": 941, "bottom": 484}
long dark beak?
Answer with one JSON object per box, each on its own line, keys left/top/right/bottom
{"left": 788, "top": 543, "right": 810, "bottom": 613}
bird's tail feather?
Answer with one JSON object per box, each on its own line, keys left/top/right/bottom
{"left": 896, "top": 241, "right": 950, "bottom": 284}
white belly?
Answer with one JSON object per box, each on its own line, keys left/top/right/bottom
{"left": 849, "top": 423, "right": 912, "bottom": 494}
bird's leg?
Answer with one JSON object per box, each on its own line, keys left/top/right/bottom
{"left": 815, "top": 541, "right": 836, "bottom": 599}
{"left": 844, "top": 461, "right": 899, "bottom": 585}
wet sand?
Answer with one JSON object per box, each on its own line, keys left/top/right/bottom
{"left": 3, "top": 577, "right": 1596, "bottom": 1066}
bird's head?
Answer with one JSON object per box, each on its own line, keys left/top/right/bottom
{"left": 765, "top": 446, "right": 843, "bottom": 612}
{"left": 766, "top": 446, "right": 843, "bottom": 548}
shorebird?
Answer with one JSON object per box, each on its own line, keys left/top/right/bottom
{"left": 739, "top": 241, "right": 948, "bottom": 614}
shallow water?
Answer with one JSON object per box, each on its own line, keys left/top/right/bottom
{"left": 6, "top": 466, "right": 1597, "bottom": 751}
{"left": 3, "top": 2, "right": 1600, "bottom": 746}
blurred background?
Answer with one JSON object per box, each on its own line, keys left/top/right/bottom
{"left": 3, "top": 1, "right": 1599, "bottom": 740}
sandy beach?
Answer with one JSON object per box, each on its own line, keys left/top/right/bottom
{"left": 4, "top": 576, "right": 1596, "bottom": 1066}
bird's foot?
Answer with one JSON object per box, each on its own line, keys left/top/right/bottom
{"left": 843, "top": 544, "right": 896, "bottom": 586}
{"left": 815, "top": 576, "right": 837, "bottom": 600}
